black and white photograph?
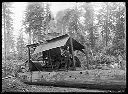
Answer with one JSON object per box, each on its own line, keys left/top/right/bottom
{"left": 2, "top": 2, "right": 126, "bottom": 92}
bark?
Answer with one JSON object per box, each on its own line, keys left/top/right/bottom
{"left": 3, "top": 3, "right": 7, "bottom": 76}
{"left": 29, "top": 31, "right": 31, "bottom": 45}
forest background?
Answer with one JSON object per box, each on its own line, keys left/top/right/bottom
{"left": 2, "top": 2, "right": 126, "bottom": 77}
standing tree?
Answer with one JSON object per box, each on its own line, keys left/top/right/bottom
{"left": 57, "top": 7, "right": 83, "bottom": 39}
{"left": 16, "top": 31, "right": 26, "bottom": 60}
{"left": 2, "top": 2, "right": 15, "bottom": 60}
{"left": 95, "top": 2, "right": 125, "bottom": 55}
{"left": 93, "top": 2, "right": 126, "bottom": 68}
{"left": 82, "top": 3, "right": 96, "bottom": 49}
{"left": 112, "top": 3, "right": 126, "bottom": 69}
{"left": 24, "top": 2, "right": 44, "bottom": 44}
{"left": 2, "top": 2, "right": 15, "bottom": 76}
{"left": 112, "top": 3, "right": 125, "bottom": 54}
{"left": 55, "top": 3, "right": 95, "bottom": 69}
{"left": 79, "top": 2, "right": 98, "bottom": 69}
{"left": 43, "top": 3, "right": 52, "bottom": 34}
{"left": 56, "top": 10, "right": 66, "bottom": 34}
{"left": 96, "top": 3, "right": 110, "bottom": 54}
{"left": 23, "top": 2, "right": 52, "bottom": 44}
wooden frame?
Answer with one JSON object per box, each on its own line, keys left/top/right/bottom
{"left": 70, "top": 37, "right": 76, "bottom": 70}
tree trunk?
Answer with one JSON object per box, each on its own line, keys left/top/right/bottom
{"left": 70, "top": 37, "right": 76, "bottom": 70}
{"left": 32, "top": 32, "right": 37, "bottom": 44}
{"left": 83, "top": 48, "right": 89, "bottom": 70}
{"left": 3, "top": 3, "right": 7, "bottom": 76}
{"left": 124, "top": 4, "right": 126, "bottom": 51}
{"left": 29, "top": 31, "right": 31, "bottom": 45}
{"left": 37, "top": 35, "right": 40, "bottom": 42}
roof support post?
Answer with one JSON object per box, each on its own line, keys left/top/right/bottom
{"left": 70, "top": 37, "right": 76, "bottom": 70}
{"left": 27, "top": 46, "right": 32, "bottom": 82}
{"left": 48, "top": 50, "right": 53, "bottom": 70}
{"left": 28, "top": 47, "right": 31, "bottom": 71}
{"left": 42, "top": 51, "right": 44, "bottom": 64}
{"left": 60, "top": 48, "right": 62, "bottom": 70}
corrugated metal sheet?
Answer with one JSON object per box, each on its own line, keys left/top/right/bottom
{"left": 33, "top": 37, "right": 69, "bottom": 55}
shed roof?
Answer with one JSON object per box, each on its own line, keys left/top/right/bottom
{"left": 33, "top": 34, "right": 85, "bottom": 55}
{"left": 33, "top": 36, "right": 69, "bottom": 55}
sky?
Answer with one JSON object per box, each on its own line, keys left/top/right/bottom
{"left": 10, "top": 2, "right": 103, "bottom": 42}
{"left": 49, "top": 2, "right": 76, "bottom": 17}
